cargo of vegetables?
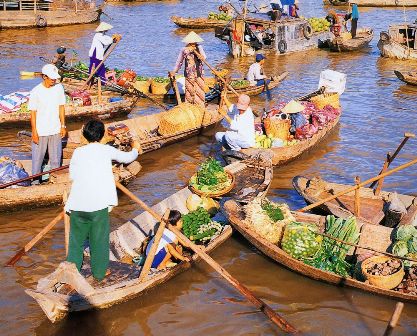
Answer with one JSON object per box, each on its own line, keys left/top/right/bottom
{"left": 182, "top": 207, "right": 223, "bottom": 243}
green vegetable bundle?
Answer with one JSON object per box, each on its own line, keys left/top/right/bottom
{"left": 231, "top": 80, "right": 250, "bottom": 89}
{"left": 260, "top": 199, "right": 284, "bottom": 222}
{"left": 396, "top": 225, "right": 417, "bottom": 242}
{"left": 281, "top": 222, "right": 322, "bottom": 260}
{"left": 307, "top": 17, "right": 331, "bottom": 33}
{"left": 207, "top": 11, "right": 232, "bottom": 21}
{"left": 182, "top": 207, "right": 222, "bottom": 243}
{"left": 136, "top": 76, "right": 149, "bottom": 82}
{"left": 153, "top": 76, "right": 170, "bottom": 83}
{"left": 191, "top": 158, "right": 231, "bottom": 193}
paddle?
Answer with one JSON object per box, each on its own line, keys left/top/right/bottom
{"left": 383, "top": 302, "right": 404, "bottom": 336}
{"left": 298, "top": 156, "right": 417, "bottom": 213}
{"left": 0, "top": 165, "right": 69, "bottom": 189}
{"left": 168, "top": 72, "right": 182, "bottom": 105}
{"left": 5, "top": 212, "right": 64, "bottom": 267}
{"left": 264, "top": 80, "right": 272, "bottom": 101}
{"left": 115, "top": 182, "right": 298, "bottom": 333}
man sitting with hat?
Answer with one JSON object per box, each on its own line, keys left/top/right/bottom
{"left": 215, "top": 94, "right": 255, "bottom": 151}
{"left": 247, "top": 54, "right": 270, "bottom": 87}
{"left": 280, "top": 100, "right": 307, "bottom": 132}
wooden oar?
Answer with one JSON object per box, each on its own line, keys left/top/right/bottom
{"left": 20, "top": 71, "right": 42, "bottom": 78}
{"left": 168, "top": 72, "right": 182, "bottom": 105}
{"left": 383, "top": 302, "right": 404, "bottom": 336}
{"left": 5, "top": 212, "right": 64, "bottom": 267}
{"left": 115, "top": 182, "right": 298, "bottom": 333}
{"left": 298, "top": 156, "right": 417, "bottom": 213}
{"left": 0, "top": 165, "right": 69, "bottom": 189}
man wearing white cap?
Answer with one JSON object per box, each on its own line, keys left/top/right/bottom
{"left": 215, "top": 94, "right": 256, "bottom": 150}
{"left": 171, "top": 31, "right": 207, "bottom": 108}
{"left": 28, "top": 64, "right": 66, "bottom": 183}
{"left": 88, "top": 22, "right": 121, "bottom": 84}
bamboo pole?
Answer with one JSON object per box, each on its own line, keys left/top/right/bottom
{"left": 383, "top": 302, "right": 404, "bottom": 336}
{"left": 97, "top": 78, "right": 102, "bottom": 104}
{"left": 115, "top": 182, "right": 298, "bottom": 333}
{"left": 354, "top": 176, "right": 360, "bottom": 216}
{"left": 375, "top": 153, "right": 390, "bottom": 196}
{"left": 63, "top": 191, "right": 70, "bottom": 257}
{"left": 168, "top": 72, "right": 182, "bottom": 105}
{"left": 298, "top": 156, "right": 417, "bottom": 212}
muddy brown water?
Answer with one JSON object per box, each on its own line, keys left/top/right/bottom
{"left": 1, "top": 0, "right": 417, "bottom": 335}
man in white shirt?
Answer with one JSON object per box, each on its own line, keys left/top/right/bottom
{"left": 215, "top": 94, "right": 256, "bottom": 151}
{"left": 65, "top": 119, "right": 141, "bottom": 281}
{"left": 28, "top": 64, "right": 66, "bottom": 183}
{"left": 246, "top": 54, "right": 270, "bottom": 87}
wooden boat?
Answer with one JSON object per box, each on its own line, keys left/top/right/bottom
{"left": 394, "top": 70, "right": 417, "bottom": 86}
{"left": 0, "top": 159, "right": 141, "bottom": 212}
{"left": 329, "top": 28, "right": 373, "bottom": 52}
{"left": 324, "top": 0, "right": 417, "bottom": 5}
{"left": 378, "top": 24, "right": 417, "bottom": 60}
{"left": 25, "top": 160, "right": 272, "bottom": 322}
{"left": 292, "top": 176, "right": 417, "bottom": 226}
{"left": 61, "top": 104, "right": 225, "bottom": 159}
{"left": 0, "top": 1, "right": 102, "bottom": 29}
{"left": 224, "top": 200, "right": 417, "bottom": 304}
{"left": 231, "top": 72, "right": 288, "bottom": 96}
{"left": 171, "top": 16, "right": 229, "bottom": 29}
{"left": 240, "top": 114, "right": 340, "bottom": 166}
{"left": 0, "top": 94, "right": 137, "bottom": 126}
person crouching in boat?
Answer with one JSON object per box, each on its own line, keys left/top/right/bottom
{"left": 247, "top": 54, "right": 270, "bottom": 87}
{"left": 65, "top": 119, "right": 142, "bottom": 281}
{"left": 88, "top": 22, "right": 121, "bottom": 85}
{"left": 215, "top": 94, "right": 256, "bottom": 151}
{"left": 52, "top": 46, "right": 67, "bottom": 70}
{"left": 143, "top": 210, "right": 189, "bottom": 270}
{"left": 170, "top": 31, "right": 207, "bottom": 108}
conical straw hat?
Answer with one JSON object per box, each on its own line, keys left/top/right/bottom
{"left": 281, "top": 100, "right": 305, "bottom": 114}
{"left": 95, "top": 22, "right": 113, "bottom": 32}
{"left": 182, "top": 31, "right": 204, "bottom": 44}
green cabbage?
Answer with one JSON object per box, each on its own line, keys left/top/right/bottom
{"left": 281, "top": 222, "right": 322, "bottom": 260}
{"left": 396, "top": 225, "right": 417, "bottom": 242}
{"left": 392, "top": 240, "right": 409, "bottom": 257}
{"left": 407, "top": 236, "right": 417, "bottom": 254}
{"left": 404, "top": 252, "right": 417, "bottom": 268}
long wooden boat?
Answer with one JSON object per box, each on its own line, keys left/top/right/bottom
{"left": 224, "top": 199, "right": 417, "bottom": 303}
{"left": 394, "top": 70, "right": 417, "bottom": 86}
{"left": 231, "top": 72, "right": 288, "bottom": 96}
{"left": 293, "top": 176, "right": 417, "bottom": 226}
{"left": 171, "top": 16, "right": 229, "bottom": 29}
{"left": 0, "top": 94, "right": 137, "bottom": 126}
{"left": 378, "top": 24, "right": 417, "bottom": 60}
{"left": 240, "top": 114, "right": 340, "bottom": 166}
{"left": 324, "top": 0, "right": 417, "bottom": 5}
{"left": 0, "top": 2, "right": 102, "bottom": 29}
{"left": 0, "top": 159, "right": 141, "bottom": 212}
{"left": 25, "top": 160, "right": 272, "bottom": 322}
{"left": 329, "top": 28, "right": 373, "bottom": 52}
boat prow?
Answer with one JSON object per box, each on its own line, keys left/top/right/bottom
{"left": 394, "top": 70, "right": 417, "bottom": 86}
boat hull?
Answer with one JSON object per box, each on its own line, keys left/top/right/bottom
{"left": 329, "top": 29, "right": 373, "bottom": 52}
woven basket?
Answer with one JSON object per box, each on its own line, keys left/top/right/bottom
{"left": 133, "top": 79, "right": 151, "bottom": 94}
{"left": 264, "top": 117, "right": 290, "bottom": 141}
{"left": 361, "top": 256, "right": 404, "bottom": 290}
{"left": 310, "top": 92, "right": 340, "bottom": 110}
{"left": 158, "top": 103, "right": 205, "bottom": 136}
{"left": 189, "top": 171, "right": 235, "bottom": 197}
{"left": 151, "top": 80, "right": 171, "bottom": 95}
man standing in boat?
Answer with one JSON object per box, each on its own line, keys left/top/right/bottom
{"left": 215, "top": 94, "right": 255, "bottom": 150}
{"left": 247, "top": 54, "right": 270, "bottom": 87}
{"left": 28, "top": 64, "right": 66, "bottom": 184}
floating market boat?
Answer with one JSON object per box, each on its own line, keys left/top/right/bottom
{"left": 224, "top": 199, "right": 417, "bottom": 304}
{"left": 230, "top": 72, "right": 289, "bottom": 96}
{"left": 0, "top": 95, "right": 137, "bottom": 126}
{"left": 328, "top": 28, "right": 374, "bottom": 52}
{"left": 324, "top": 0, "right": 417, "bottom": 5}
{"left": 25, "top": 159, "right": 272, "bottom": 323}
{"left": 171, "top": 16, "right": 230, "bottom": 29}
{"left": 0, "top": 159, "right": 141, "bottom": 212}
{"left": 378, "top": 24, "right": 417, "bottom": 60}
{"left": 394, "top": 70, "right": 417, "bottom": 85}
{"left": 0, "top": 0, "right": 103, "bottom": 29}
{"left": 293, "top": 176, "right": 417, "bottom": 226}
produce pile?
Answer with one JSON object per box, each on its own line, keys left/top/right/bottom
{"left": 136, "top": 76, "right": 149, "bottom": 82}
{"left": 282, "top": 222, "right": 322, "bottom": 260}
{"left": 395, "top": 267, "right": 417, "bottom": 295}
{"left": 307, "top": 17, "right": 331, "bottom": 33}
{"left": 189, "top": 158, "right": 233, "bottom": 194}
{"left": 152, "top": 76, "right": 170, "bottom": 84}
{"left": 254, "top": 134, "right": 299, "bottom": 149}
{"left": 62, "top": 61, "right": 89, "bottom": 79}
{"left": 230, "top": 79, "right": 250, "bottom": 89}
{"left": 366, "top": 259, "right": 402, "bottom": 277}
{"left": 244, "top": 197, "right": 294, "bottom": 244}
{"left": 391, "top": 225, "right": 417, "bottom": 268}
{"left": 208, "top": 11, "right": 232, "bottom": 21}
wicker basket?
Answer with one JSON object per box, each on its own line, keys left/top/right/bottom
{"left": 158, "top": 103, "right": 205, "bottom": 136}
{"left": 189, "top": 171, "right": 235, "bottom": 197}
{"left": 151, "top": 79, "right": 171, "bottom": 95}
{"left": 263, "top": 117, "right": 290, "bottom": 141}
{"left": 361, "top": 256, "right": 404, "bottom": 290}
{"left": 310, "top": 92, "right": 340, "bottom": 110}
{"left": 133, "top": 79, "right": 151, "bottom": 94}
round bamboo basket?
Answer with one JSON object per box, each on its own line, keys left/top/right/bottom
{"left": 264, "top": 117, "right": 290, "bottom": 141}
{"left": 158, "top": 103, "right": 205, "bottom": 136}
{"left": 189, "top": 171, "right": 235, "bottom": 198}
{"left": 133, "top": 79, "right": 151, "bottom": 94}
{"left": 151, "top": 79, "right": 171, "bottom": 95}
{"left": 310, "top": 92, "right": 340, "bottom": 110}
{"left": 361, "top": 256, "right": 404, "bottom": 290}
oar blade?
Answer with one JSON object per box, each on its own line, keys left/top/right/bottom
{"left": 5, "top": 248, "right": 25, "bottom": 267}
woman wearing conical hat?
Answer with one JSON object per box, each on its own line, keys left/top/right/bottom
{"left": 170, "top": 31, "right": 207, "bottom": 108}
{"left": 88, "top": 22, "right": 121, "bottom": 84}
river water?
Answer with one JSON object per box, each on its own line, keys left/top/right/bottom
{"left": 1, "top": 0, "right": 417, "bottom": 335}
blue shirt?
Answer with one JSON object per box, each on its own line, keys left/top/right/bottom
{"left": 352, "top": 4, "right": 359, "bottom": 20}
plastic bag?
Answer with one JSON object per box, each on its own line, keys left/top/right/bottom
{"left": 0, "top": 158, "right": 30, "bottom": 187}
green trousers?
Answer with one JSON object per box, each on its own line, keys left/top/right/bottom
{"left": 66, "top": 208, "right": 110, "bottom": 281}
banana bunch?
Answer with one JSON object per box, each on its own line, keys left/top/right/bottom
{"left": 254, "top": 134, "right": 273, "bottom": 149}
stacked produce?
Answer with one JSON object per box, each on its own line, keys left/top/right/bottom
{"left": 244, "top": 197, "right": 294, "bottom": 244}
{"left": 186, "top": 193, "right": 220, "bottom": 215}
{"left": 395, "top": 267, "right": 417, "bottom": 295}
{"left": 307, "top": 17, "right": 331, "bottom": 33}
{"left": 182, "top": 207, "right": 223, "bottom": 243}
{"left": 189, "top": 158, "right": 233, "bottom": 194}
{"left": 230, "top": 80, "right": 250, "bottom": 89}
{"left": 391, "top": 225, "right": 417, "bottom": 267}
{"left": 208, "top": 11, "right": 232, "bottom": 21}
{"left": 281, "top": 222, "right": 323, "bottom": 259}
{"left": 254, "top": 134, "right": 273, "bottom": 149}
{"left": 366, "top": 259, "right": 402, "bottom": 277}
{"left": 152, "top": 76, "right": 170, "bottom": 84}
